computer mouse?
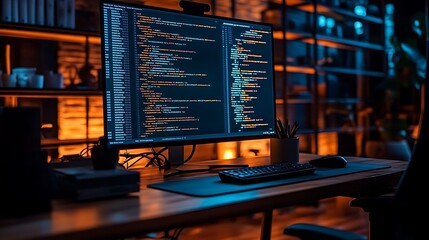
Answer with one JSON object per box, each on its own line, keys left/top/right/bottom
{"left": 309, "top": 155, "right": 347, "bottom": 168}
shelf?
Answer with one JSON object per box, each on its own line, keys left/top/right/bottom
{"left": 315, "top": 34, "right": 384, "bottom": 51}
{"left": 0, "top": 22, "right": 100, "bottom": 44}
{"left": 269, "top": 0, "right": 386, "bottom": 155}
{"left": 274, "top": 30, "right": 384, "bottom": 51}
{"left": 276, "top": 98, "right": 312, "bottom": 104}
{"left": 322, "top": 98, "right": 363, "bottom": 104}
{"left": 317, "top": 127, "right": 366, "bottom": 134}
{"left": 275, "top": 64, "right": 384, "bottom": 77}
{"left": 298, "top": 126, "right": 368, "bottom": 135}
{"left": 274, "top": 0, "right": 383, "bottom": 24}
{"left": 328, "top": 5, "right": 383, "bottom": 24}
{"left": 0, "top": 89, "right": 102, "bottom": 98}
{"left": 317, "top": 66, "right": 385, "bottom": 77}
{"left": 41, "top": 138, "right": 99, "bottom": 148}
{"left": 276, "top": 98, "right": 364, "bottom": 105}
{"left": 275, "top": 65, "right": 316, "bottom": 74}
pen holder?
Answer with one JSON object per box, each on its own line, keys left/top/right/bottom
{"left": 270, "top": 137, "right": 299, "bottom": 164}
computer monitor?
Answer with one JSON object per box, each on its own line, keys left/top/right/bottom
{"left": 100, "top": 0, "right": 277, "bottom": 165}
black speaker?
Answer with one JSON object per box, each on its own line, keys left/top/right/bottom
{"left": 0, "top": 107, "right": 52, "bottom": 217}
{"left": 0, "top": 107, "right": 41, "bottom": 152}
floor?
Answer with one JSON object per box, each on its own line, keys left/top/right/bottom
{"left": 139, "top": 196, "right": 369, "bottom": 240}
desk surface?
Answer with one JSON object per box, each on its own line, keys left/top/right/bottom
{"left": 0, "top": 154, "right": 407, "bottom": 240}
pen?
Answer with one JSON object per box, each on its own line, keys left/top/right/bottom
{"left": 276, "top": 118, "right": 286, "bottom": 138}
{"left": 276, "top": 119, "right": 299, "bottom": 138}
{"left": 287, "top": 121, "right": 299, "bottom": 138}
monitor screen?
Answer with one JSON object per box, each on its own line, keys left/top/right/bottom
{"left": 100, "top": 0, "right": 277, "bottom": 150}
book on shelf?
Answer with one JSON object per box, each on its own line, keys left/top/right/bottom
{"left": 36, "top": 0, "right": 45, "bottom": 26}
{"left": 19, "top": 0, "right": 28, "bottom": 24}
{"left": 28, "top": 0, "right": 36, "bottom": 25}
{"left": 1, "top": 0, "right": 12, "bottom": 22}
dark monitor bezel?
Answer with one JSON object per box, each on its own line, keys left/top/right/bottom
{"left": 100, "top": 0, "right": 278, "bottom": 150}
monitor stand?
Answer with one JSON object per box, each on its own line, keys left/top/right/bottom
{"left": 168, "top": 146, "right": 185, "bottom": 167}
{"left": 163, "top": 145, "right": 249, "bottom": 178}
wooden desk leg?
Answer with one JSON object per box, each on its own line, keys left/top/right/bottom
{"left": 260, "top": 209, "right": 273, "bottom": 240}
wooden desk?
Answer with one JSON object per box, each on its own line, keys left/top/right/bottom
{"left": 0, "top": 154, "right": 407, "bottom": 240}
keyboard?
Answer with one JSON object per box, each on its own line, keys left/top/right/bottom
{"left": 218, "top": 162, "right": 316, "bottom": 184}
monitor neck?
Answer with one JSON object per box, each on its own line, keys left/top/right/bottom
{"left": 168, "top": 146, "right": 185, "bottom": 168}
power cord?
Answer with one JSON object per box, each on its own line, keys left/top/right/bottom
{"left": 120, "top": 148, "right": 168, "bottom": 169}
{"left": 119, "top": 144, "right": 196, "bottom": 169}
{"left": 59, "top": 143, "right": 96, "bottom": 163}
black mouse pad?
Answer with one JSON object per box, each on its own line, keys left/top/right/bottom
{"left": 147, "top": 163, "right": 390, "bottom": 197}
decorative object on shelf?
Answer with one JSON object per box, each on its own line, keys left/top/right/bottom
{"left": 32, "top": 74, "right": 44, "bottom": 89}
{"left": 271, "top": 119, "right": 300, "bottom": 164}
{"left": 44, "top": 71, "right": 63, "bottom": 89}
{"left": 78, "top": 63, "right": 97, "bottom": 89}
{"left": 65, "top": 64, "right": 79, "bottom": 88}
{"left": 10, "top": 67, "right": 36, "bottom": 88}
{"left": 1, "top": 0, "right": 75, "bottom": 28}
{"left": 76, "top": 36, "right": 98, "bottom": 90}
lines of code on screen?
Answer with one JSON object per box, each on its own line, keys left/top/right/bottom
{"left": 102, "top": 3, "right": 276, "bottom": 147}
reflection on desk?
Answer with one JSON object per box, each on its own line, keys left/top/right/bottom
{"left": 0, "top": 154, "right": 407, "bottom": 240}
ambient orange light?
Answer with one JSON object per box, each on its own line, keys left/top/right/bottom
{"left": 272, "top": 0, "right": 305, "bottom": 5}
{"left": 274, "top": 31, "right": 306, "bottom": 40}
{"left": 287, "top": 66, "right": 315, "bottom": 74}
{"left": 5, "top": 44, "right": 11, "bottom": 74}
{"left": 275, "top": 31, "right": 353, "bottom": 50}
{"left": 222, "top": 149, "right": 235, "bottom": 159}
{"left": 296, "top": 4, "right": 314, "bottom": 12}
{"left": 273, "top": 31, "right": 284, "bottom": 39}
{"left": 0, "top": 29, "right": 101, "bottom": 44}
{"left": 294, "top": 4, "right": 343, "bottom": 20}
{"left": 296, "top": 5, "right": 331, "bottom": 13}
{"left": 318, "top": 132, "right": 338, "bottom": 155}
{"left": 319, "top": 39, "right": 354, "bottom": 50}
{"left": 217, "top": 142, "right": 237, "bottom": 159}
{"left": 275, "top": 65, "right": 316, "bottom": 74}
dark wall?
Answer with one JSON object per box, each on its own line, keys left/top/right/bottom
{"left": 393, "top": 0, "right": 425, "bottom": 42}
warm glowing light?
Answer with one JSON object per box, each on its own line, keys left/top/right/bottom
{"left": 275, "top": 65, "right": 316, "bottom": 74}
{"left": 223, "top": 150, "right": 235, "bottom": 159}
{"left": 271, "top": 0, "right": 308, "bottom": 5}
{"left": 318, "top": 132, "right": 338, "bottom": 155}
{"left": 5, "top": 44, "right": 11, "bottom": 74}
{"left": 217, "top": 142, "right": 237, "bottom": 159}
{"left": 274, "top": 31, "right": 307, "bottom": 40}
{"left": 275, "top": 31, "right": 355, "bottom": 50}
{"left": 287, "top": 65, "right": 315, "bottom": 74}
{"left": 274, "top": 65, "right": 284, "bottom": 72}
{"left": 41, "top": 123, "right": 53, "bottom": 129}
{"left": 0, "top": 29, "right": 101, "bottom": 44}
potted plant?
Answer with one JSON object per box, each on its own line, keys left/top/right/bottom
{"left": 365, "top": 10, "right": 426, "bottom": 160}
